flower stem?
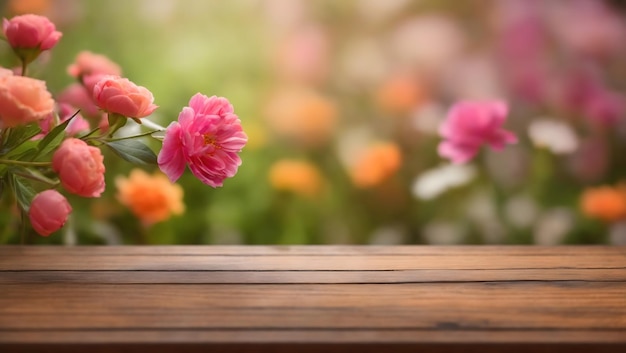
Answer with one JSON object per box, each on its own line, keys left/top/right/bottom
{"left": 0, "top": 159, "right": 51, "bottom": 167}
{"left": 140, "top": 118, "right": 167, "bottom": 131}
{"left": 105, "top": 130, "right": 161, "bottom": 142}
{"left": 20, "top": 59, "right": 27, "bottom": 77}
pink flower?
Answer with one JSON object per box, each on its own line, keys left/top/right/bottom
{"left": 67, "top": 51, "right": 122, "bottom": 78}
{"left": 438, "top": 100, "right": 517, "bottom": 164}
{"left": 52, "top": 138, "right": 105, "bottom": 197}
{"left": 28, "top": 190, "right": 72, "bottom": 237}
{"left": 0, "top": 72, "right": 55, "bottom": 127}
{"left": 2, "top": 14, "right": 62, "bottom": 52}
{"left": 92, "top": 76, "right": 158, "bottom": 118}
{"left": 57, "top": 83, "right": 100, "bottom": 117}
{"left": 583, "top": 89, "right": 625, "bottom": 126}
{"left": 36, "top": 104, "right": 90, "bottom": 139}
{"left": 158, "top": 93, "right": 248, "bottom": 187}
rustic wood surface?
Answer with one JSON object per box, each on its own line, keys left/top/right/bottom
{"left": 0, "top": 246, "right": 625, "bottom": 353}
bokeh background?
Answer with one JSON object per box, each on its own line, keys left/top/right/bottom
{"left": 2, "top": 0, "right": 626, "bottom": 245}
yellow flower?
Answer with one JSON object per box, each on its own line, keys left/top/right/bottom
{"left": 376, "top": 74, "right": 428, "bottom": 115}
{"left": 268, "top": 159, "right": 324, "bottom": 198}
{"left": 264, "top": 86, "right": 337, "bottom": 147}
{"left": 116, "top": 169, "right": 184, "bottom": 226}
{"left": 350, "top": 142, "right": 402, "bottom": 188}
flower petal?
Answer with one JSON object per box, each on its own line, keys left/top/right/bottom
{"left": 158, "top": 122, "right": 186, "bottom": 183}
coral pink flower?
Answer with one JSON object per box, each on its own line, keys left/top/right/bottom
{"left": 0, "top": 72, "right": 55, "bottom": 127}
{"left": 438, "top": 100, "right": 517, "bottom": 164}
{"left": 92, "top": 76, "right": 158, "bottom": 118}
{"left": 158, "top": 93, "right": 248, "bottom": 187}
{"left": 29, "top": 190, "right": 72, "bottom": 237}
{"left": 52, "top": 138, "right": 105, "bottom": 197}
{"left": 2, "top": 14, "right": 62, "bottom": 53}
{"left": 67, "top": 51, "right": 122, "bottom": 78}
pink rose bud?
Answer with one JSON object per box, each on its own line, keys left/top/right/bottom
{"left": 52, "top": 138, "right": 106, "bottom": 197}
{"left": 2, "top": 14, "right": 62, "bottom": 62}
{"left": 92, "top": 76, "right": 158, "bottom": 118}
{"left": 28, "top": 190, "right": 72, "bottom": 237}
{"left": 67, "top": 51, "right": 122, "bottom": 78}
{"left": 0, "top": 72, "right": 55, "bottom": 127}
{"left": 438, "top": 100, "right": 518, "bottom": 164}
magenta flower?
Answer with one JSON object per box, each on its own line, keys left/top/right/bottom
{"left": 438, "top": 100, "right": 517, "bottom": 164}
{"left": 158, "top": 93, "right": 248, "bottom": 187}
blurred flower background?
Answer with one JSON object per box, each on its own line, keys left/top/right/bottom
{"left": 2, "top": 0, "right": 626, "bottom": 245}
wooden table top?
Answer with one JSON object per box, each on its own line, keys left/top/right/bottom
{"left": 0, "top": 245, "right": 625, "bottom": 352}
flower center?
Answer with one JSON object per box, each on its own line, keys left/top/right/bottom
{"left": 203, "top": 134, "right": 221, "bottom": 154}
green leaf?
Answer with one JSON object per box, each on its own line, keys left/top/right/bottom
{"left": 103, "top": 139, "right": 157, "bottom": 165}
{"left": 10, "top": 174, "right": 36, "bottom": 212}
{"left": 33, "top": 113, "right": 75, "bottom": 159}
{"left": 0, "top": 124, "right": 41, "bottom": 155}
{"left": 4, "top": 141, "right": 38, "bottom": 160}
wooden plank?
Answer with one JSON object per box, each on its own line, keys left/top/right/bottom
{"left": 1, "top": 283, "right": 625, "bottom": 329}
{"left": 2, "top": 268, "right": 626, "bottom": 284}
{"left": 0, "top": 246, "right": 625, "bottom": 353}
{"left": 2, "top": 254, "right": 626, "bottom": 271}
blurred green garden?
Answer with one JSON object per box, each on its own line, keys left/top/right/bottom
{"left": 1, "top": 0, "right": 626, "bottom": 245}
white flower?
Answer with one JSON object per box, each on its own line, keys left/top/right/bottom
{"left": 411, "top": 103, "right": 445, "bottom": 135}
{"left": 533, "top": 208, "right": 574, "bottom": 245}
{"left": 528, "top": 118, "right": 579, "bottom": 155}
{"left": 412, "top": 164, "right": 476, "bottom": 200}
{"left": 504, "top": 194, "right": 539, "bottom": 229}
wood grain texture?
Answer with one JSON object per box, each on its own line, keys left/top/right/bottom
{"left": 0, "top": 246, "right": 625, "bottom": 353}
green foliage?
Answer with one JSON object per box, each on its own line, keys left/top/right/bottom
{"left": 103, "top": 140, "right": 157, "bottom": 165}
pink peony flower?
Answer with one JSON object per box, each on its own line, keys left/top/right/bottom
{"left": 92, "top": 76, "right": 158, "bottom": 118}
{"left": 52, "top": 138, "right": 105, "bottom": 197}
{"left": 2, "top": 14, "right": 62, "bottom": 52}
{"left": 438, "top": 100, "right": 517, "bottom": 164}
{"left": 36, "top": 103, "right": 89, "bottom": 139}
{"left": 158, "top": 93, "right": 248, "bottom": 187}
{"left": 29, "top": 189, "right": 72, "bottom": 237}
{"left": 67, "top": 51, "right": 122, "bottom": 78}
{"left": 0, "top": 72, "right": 55, "bottom": 127}
{"left": 0, "top": 67, "right": 13, "bottom": 77}
{"left": 81, "top": 73, "right": 108, "bottom": 97}
{"left": 57, "top": 83, "right": 101, "bottom": 117}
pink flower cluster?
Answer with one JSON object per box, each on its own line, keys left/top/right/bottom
{"left": 0, "top": 13, "right": 248, "bottom": 237}
{"left": 438, "top": 100, "right": 517, "bottom": 164}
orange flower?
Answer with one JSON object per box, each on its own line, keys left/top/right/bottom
{"left": 268, "top": 159, "right": 324, "bottom": 198}
{"left": 264, "top": 87, "right": 337, "bottom": 147}
{"left": 375, "top": 74, "right": 427, "bottom": 115}
{"left": 116, "top": 169, "right": 184, "bottom": 225}
{"left": 580, "top": 185, "right": 626, "bottom": 222}
{"left": 8, "top": 0, "right": 50, "bottom": 15}
{"left": 350, "top": 142, "right": 402, "bottom": 188}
